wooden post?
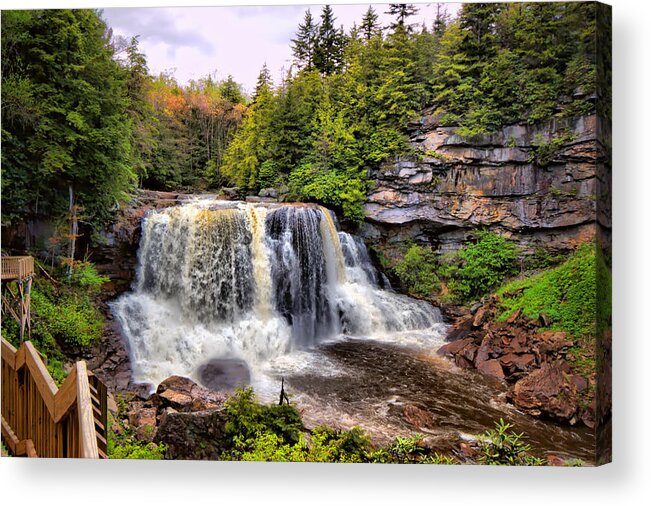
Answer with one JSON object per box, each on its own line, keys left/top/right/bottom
{"left": 75, "top": 361, "right": 99, "bottom": 458}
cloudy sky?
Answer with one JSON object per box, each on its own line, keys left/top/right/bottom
{"left": 101, "top": 2, "right": 461, "bottom": 95}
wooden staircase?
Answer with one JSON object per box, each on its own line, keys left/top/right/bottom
{"left": 1, "top": 338, "right": 108, "bottom": 458}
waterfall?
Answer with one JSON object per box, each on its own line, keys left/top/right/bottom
{"left": 113, "top": 200, "right": 444, "bottom": 387}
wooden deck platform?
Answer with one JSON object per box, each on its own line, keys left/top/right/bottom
{"left": 1, "top": 256, "right": 35, "bottom": 282}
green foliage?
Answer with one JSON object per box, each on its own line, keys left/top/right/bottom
{"left": 31, "top": 286, "right": 103, "bottom": 350}
{"left": 222, "top": 387, "right": 304, "bottom": 459}
{"left": 497, "top": 243, "right": 609, "bottom": 340}
{"left": 394, "top": 244, "right": 440, "bottom": 296}
{"left": 431, "top": 2, "right": 598, "bottom": 135}
{"left": 236, "top": 426, "right": 373, "bottom": 463}
{"left": 67, "top": 260, "right": 110, "bottom": 294}
{"left": 528, "top": 132, "right": 576, "bottom": 167}
{"left": 477, "top": 419, "right": 546, "bottom": 466}
{"left": 2, "top": 9, "right": 136, "bottom": 232}
{"left": 107, "top": 413, "right": 167, "bottom": 460}
{"left": 523, "top": 247, "right": 565, "bottom": 271}
{"left": 453, "top": 231, "right": 519, "bottom": 301}
{"left": 0, "top": 263, "right": 105, "bottom": 382}
{"left": 221, "top": 388, "right": 462, "bottom": 464}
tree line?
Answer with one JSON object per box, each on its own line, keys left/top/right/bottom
{"left": 221, "top": 2, "right": 605, "bottom": 222}
{"left": 1, "top": 4, "right": 607, "bottom": 235}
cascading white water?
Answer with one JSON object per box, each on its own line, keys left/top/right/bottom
{"left": 112, "top": 199, "right": 445, "bottom": 389}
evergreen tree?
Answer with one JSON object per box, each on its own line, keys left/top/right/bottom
{"left": 218, "top": 75, "right": 246, "bottom": 104}
{"left": 313, "top": 5, "right": 346, "bottom": 75}
{"left": 291, "top": 9, "right": 318, "bottom": 71}
{"left": 361, "top": 6, "right": 381, "bottom": 41}
{"left": 221, "top": 64, "right": 276, "bottom": 190}
{"left": 386, "top": 4, "right": 419, "bottom": 33}
{"left": 122, "top": 36, "right": 157, "bottom": 187}
{"left": 433, "top": 3, "right": 450, "bottom": 41}
{"left": 1, "top": 9, "right": 135, "bottom": 230}
{"left": 254, "top": 63, "right": 273, "bottom": 100}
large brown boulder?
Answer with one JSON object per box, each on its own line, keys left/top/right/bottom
{"left": 153, "top": 376, "right": 227, "bottom": 412}
{"left": 476, "top": 359, "right": 505, "bottom": 381}
{"left": 511, "top": 363, "right": 578, "bottom": 421}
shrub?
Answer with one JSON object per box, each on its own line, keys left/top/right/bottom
{"left": 31, "top": 288, "right": 103, "bottom": 349}
{"left": 287, "top": 163, "right": 368, "bottom": 223}
{"left": 67, "top": 260, "right": 109, "bottom": 295}
{"left": 452, "top": 231, "right": 519, "bottom": 301}
{"left": 393, "top": 244, "right": 440, "bottom": 297}
{"left": 222, "top": 387, "right": 304, "bottom": 459}
{"left": 236, "top": 426, "right": 373, "bottom": 463}
{"left": 477, "top": 419, "right": 545, "bottom": 466}
{"left": 497, "top": 243, "right": 608, "bottom": 340}
{"left": 107, "top": 414, "right": 167, "bottom": 460}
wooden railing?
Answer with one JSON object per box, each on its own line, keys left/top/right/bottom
{"left": 1, "top": 256, "right": 35, "bottom": 281}
{"left": 1, "top": 338, "right": 107, "bottom": 458}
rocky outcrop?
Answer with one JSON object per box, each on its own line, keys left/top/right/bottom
{"left": 155, "top": 409, "right": 229, "bottom": 460}
{"left": 437, "top": 299, "right": 596, "bottom": 426}
{"left": 362, "top": 114, "right": 608, "bottom": 257}
{"left": 117, "top": 375, "right": 229, "bottom": 457}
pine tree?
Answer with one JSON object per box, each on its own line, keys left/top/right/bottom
{"left": 361, "top": 6, "right": 381, "bottom": 41}
{"left": 291, "top": 9, "right": 318, "bottom": 71}
{"left": 386, "top": 4, "right": 419, "bottom": 33}
{"left": 432, "top": 3, "right": 450, "bottom": 41}
{"left": 313, "top": 5, "right": 346, "bottom": 75}
{"left": 1, "top": 9, "right": 135, "bottom": 230}
{"left": 254, "top": 63, "right": 273, "bottom": 100}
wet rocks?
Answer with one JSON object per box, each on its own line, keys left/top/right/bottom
{"left": 437, "top": 300, "right": 594, "bottom": 426}
{"left": 403, "top": 404, "right": 436, "bottom": 430}
{"left": 477, "top": 359, "right": 505, "bottom": 381}
{"left": 510, "top": 363, "right": 578, "bottom": 421}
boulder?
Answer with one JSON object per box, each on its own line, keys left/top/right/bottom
{"left": 437, "top": 337, "right": 474, "bottom": 357}
{"left": 536, "top": 331, "right": 572, "bottom": 355}
{"left": 222, "top": 187, "right": 241, "bottom": 200}
{"left": 538, "top": 313, "right": 553, "bottom": 327}
{"left": 258, "top": 188, "right": 278, "bottom": 199}
{"left": 155, "top": 409, "right": 229, "bottom": 460}
{"left": 154, "top": 376, "right": 227, "bottom": 412}
{"left": 197, "top": 358, "right": 250, "bottom": 391}
{"left": 511, "top": 363, "right": 578, "bottom": 421}
{"left": 128, "top": 407, "right": 158, "bottom": 441}
{"left": 445, "top": 315, "right": 475, "bottom": 342}
{"left": 403, "top": 405, "right": 435, "bottom": 430}
{"left": 506, "top": 308, "right": 522, "bottom": 324}
{"left": 472, "top": 305, "right": 490, "bottom": 328}
{"left": 476, "top": 359, "right": 505, "bottom": 381}
{"left": 499, "top": 353, "right": 535, "bottom": 372}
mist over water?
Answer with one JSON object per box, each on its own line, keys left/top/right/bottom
{"left": 113, "top": 199, "right": 445, "bottom": 390}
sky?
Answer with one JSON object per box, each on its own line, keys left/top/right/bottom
{"left": 101, "top": 2, "right": 461, "bottom": 95}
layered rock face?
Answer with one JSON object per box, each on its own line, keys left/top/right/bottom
{"left": 362, "top": 114, "right": 609, "bottom": 256}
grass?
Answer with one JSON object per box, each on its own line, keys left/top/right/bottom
{"left": 496, "top": 242, "right": 611, "bottom": 376}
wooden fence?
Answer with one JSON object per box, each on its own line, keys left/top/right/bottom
{"left": 1, "top": 256, "right": 35, "bottom": 281}
{"left": 1, "top": 338, "right": 107, "bottom": 458}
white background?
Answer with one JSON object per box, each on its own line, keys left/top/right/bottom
{"left": 1, "top": 0, "right": 650, "bottom": 504}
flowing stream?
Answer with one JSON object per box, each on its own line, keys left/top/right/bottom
{"left": 113, "top": 198, "right": 594, "bottom": 462}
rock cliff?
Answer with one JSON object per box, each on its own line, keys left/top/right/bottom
{"left": 361, "top": 114, "right": 610, "bottom": 258}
